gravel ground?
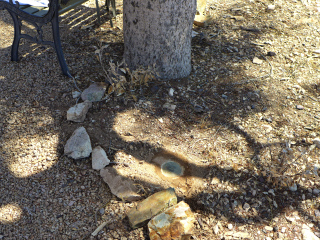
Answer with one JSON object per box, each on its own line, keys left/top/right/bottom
{"left": 1, "top": 0, "right": 320, "bottom": 239}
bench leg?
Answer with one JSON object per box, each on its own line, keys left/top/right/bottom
{"left": 51, "top": 11, "right": 72, "bottom": 78}
{"left": 95, "top": 0, "right": 101, "bottom": 25}
{"left": 8, "top": 11, "right": 21, "bottom": 62}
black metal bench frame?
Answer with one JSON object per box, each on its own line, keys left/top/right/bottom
{"left": 0, "top": 0, "right": 116, "bottom": 77}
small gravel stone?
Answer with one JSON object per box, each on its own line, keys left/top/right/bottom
{"left": 296, "top": 105, "right": 304, "bottom": 110}
{"left": 265, "top": 226, "right": 273, "bottom": 231}
{"left": 313, "top": 189, "right": 320, "bottom": 194}
{"left": 289, "top": 183, "right": 297, "bottom": 192}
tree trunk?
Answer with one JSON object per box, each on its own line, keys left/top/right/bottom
{"left": 123, "top": 0, "right": 196, "bottom": 80}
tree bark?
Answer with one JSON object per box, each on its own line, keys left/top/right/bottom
{"left": 123, "top": 0, "right": 196, "bottom": 79}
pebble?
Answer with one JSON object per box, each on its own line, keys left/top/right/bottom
{"left": 315, "top": 210, "right": 320, "bottom": 217}
{"left": 99, "top": 208, "right": 105, "bottom": 215}
{"left": 265, "top": 226, "right": 273, "bottom": 231}
{"left": 253, "top": 57, "right": 263, "bottom": 64}
{"left": 267, "top": 4, "right": 275, "bottom": 10}
{"left": 289, "top": 183, "right": 297, "bottom": 192}
{"left": 168, "top": 88, "right": 174, "bottom": 97}
{"left": 281, "top": 227, "right": 286, "bottom": 233}
{"left": 296, "top": 105, "right": 304, "bottom": 110}
{"left": 313, "top": 189, "right": 320, "bottom": 194}
{"left": 252, "top": 189, "right": 257, "bottom": 196}
{"left": 228, "top": 223, "right": 233, "bottom": 230}
{"left": 243, "top": 203, "right": 250, "bottom": 211}
{"left": 313, "top": 138, "right": 320, "bottom": 148}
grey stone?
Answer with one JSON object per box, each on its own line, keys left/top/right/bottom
{"left": 243, "top": 202, "right": 250, "bottom": 211}
{"left": 313, "top": 189, "right": 320, "bottom": 194}
{"left": 92, "top": 146, "right": 110, "bottom": 170}
{"left": 313, "top": 138, "right": 320, "bottom": 148}
{"left": 72, "top": 91, "right": 81, "bottom": 99}
{"left": 64, "top": 127, "right": 92, "bottom": 159}
{"left": 100, "top": 168, "right": 141, "bottom": 202}
{"left": 163, "top": 103, "right": 176, "bottom": 111}
{"left": 289, "top": 183, "right": 297, "bottom": 191}
{"left": 81, "top": 83, "right": 106, "bottom": 102}
{"left": 67, "top": 100, "right": 92, "bottom": 122}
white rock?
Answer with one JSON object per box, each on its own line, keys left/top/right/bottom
{"left": 302, "top": 224, "right": 320, "bottom": 240}
{"left": 64, "top": 127, "right": 92, "bottom": 159}
{"left": 213, "top": 224, "right": 219, "bottom": 234}
{"left": 267, "top": 4, "right": 275, "bottom": 10}
{"left": 253, "top": 57, "right": 263, "bottom": 64}
{"left": 92, "top": 146, "right": 110, "bottom": 170}
{"left": 227, "top": 223, "right": 233, "bottom": 230}
{"left": 67, "top": 100, "right": 92, "bottom": 122}
{"left": 72, "top": 91, "right": 81, "bottom": 98}
{"left": 168, "top": 88, "right": 174, "bottom": 97}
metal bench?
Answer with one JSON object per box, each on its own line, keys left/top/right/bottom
{"left": 0, "top": 0, "right": 116, "bottom": 77}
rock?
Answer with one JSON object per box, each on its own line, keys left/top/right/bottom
{"left": 127, "top": 188, "right": 177, "bottom": 229}
{"left": 92, "top": 146, "right": 110, "bottom": 170}
{"left": 211, "top": 177, "right": 220, "bottom": 185}
{"left": 267, "top": 4, "right": 275, "bottom": 10}
{"left": 163, "top": 103, "right": 176, "bottom": 111}
{"left": 253, "top": 57, "right": 263, "bottom": 64}
{"left": 243, "top": 202, "right": 250, "bottom": 211}
{"left": 313, "top": 138, "right": 320, "bottom": 148}
{"left": 168, "top": 88, "right": 174, "bottom": 97}
{"left": 148, "top": 201, "right": 195, "bottom": 240}
{"left": 265, "top": 226, "right": 273, "bottom": 231}
{"left": 313, "top": 189, "right": 320, "bottom": 194}
{"left": 267, "top": 51, "right": 276, "bottom": 56}
{"left": 100, "top": 168, "right": 141, "bottom": 202}
{"left": 213, "top": 224, "right": 219, "bottom": 234}
{"left": 302, "top": 224, "right": 320, "bottom": 240}
{"left": 227, "top": 223, "right": 233, "bottom": 230}
{"left": 72, "top": 91, "right": 81, "bottom": 98}
{"left": 81, "top": 82, "right": 107, "bottom": 102}
{"left": 289, "top": 183, "right": 297, "bottom": 192}
{"left": 67, "top": 100, "right": 92, "bottom": 122}
{"left": 192, "top": 30, "right": 199, "bottom": 38}
{"left": 194, "top": 15, "right": 213, "bottom": 27}
{"left": 315, "top": 210, "right": 320, "bottom": 217}
{"left": 64, "top": 127, "right": 92, "bottom": 159}
{"left": 296, "top": 105, "right": 304, "bottom": 110}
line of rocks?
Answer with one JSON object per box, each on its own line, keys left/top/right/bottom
{"left": 63, "top": 83, "right": 197, "bottom": 239}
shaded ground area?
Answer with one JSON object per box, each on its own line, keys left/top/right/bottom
{"left": 0, "top": 0, "right": 320, "bottom": 239}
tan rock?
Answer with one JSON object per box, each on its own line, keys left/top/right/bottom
{"left": 193, "top": 15, "right": 213, "bottom": 27}
{"left": 148, "top": 201, "right": 195, "bottom": 240}
{"left": 100, "top": 168, "right": 141, "bottom": 202}
{"left": 127, "top": 188, "right": 177, "bottom": 229}
{"left": 196, "top": 0, "right": 206, "bottom": 15}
